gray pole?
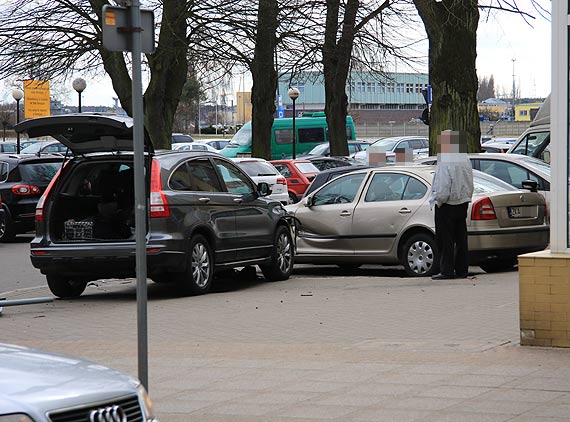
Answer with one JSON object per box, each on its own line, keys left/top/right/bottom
{"left": 130, "top": 0, "right": 149, "bottom": 391}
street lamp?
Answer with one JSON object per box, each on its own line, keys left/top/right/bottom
{"left": 288, "top": 87, "right": 300, "bottom": 159}
{"left": 72, "top": 78, "right": 87, "bottom": 113}
{"left": 12, "top": 88, "right": 23, "bottom": 153}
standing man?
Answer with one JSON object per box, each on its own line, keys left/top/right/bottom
{"left": 429, "top": 130, "right": 474, "bottom": 280}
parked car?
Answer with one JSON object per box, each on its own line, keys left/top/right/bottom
{"left": 304, "top": 165, "right": 371, "bottom": 198}
{"left": 270, "top": 159, "right": 320, "bottom": 203}
{"left": 507, "top": 94, "right": 550, "bottom": 163}
{"left": 20, "top": 140, "right": 70, "bottom": 156}
{"left": 307, "top": 155, "right": 353, "bottom": 171}
{"left": 286, "top": 165, "right": 548, "bottom": 275}
{"left": 0, "top": 155, "right": 62, "bottom": 242}
{"left": 0, "top": 141, "right": 17, "bottom": 153}
{"left": 352, "top": 136, "right": 429, "bottom": 163}
{"left": 301, "top": 141, "right": 369, "bottom": 158}
{"left": 418, "top": 153, "right": 551, "bottom": 206}
{"left": 171, "top": 132, "right": 194, "bottom": 144}
{"left": 231, "top": 157, "right": 289, "bottom": 204}
{"left": 481, "top": 140, "right": 514, "bottom": 153}
{"left": 0, "top": 342, "right": 157, "bottom": 422}
{"left": 16, "top": 113, "right": 294, "bottom": 298}
{"left": 172, "top": 142, "right": 219, "bottom": 153}
{"left": 203, "top": 138, "right": 230, "bottom": 150}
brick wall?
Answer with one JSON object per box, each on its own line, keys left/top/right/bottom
{"left": 519, "top": 250, "right": 570, "bottom": 347}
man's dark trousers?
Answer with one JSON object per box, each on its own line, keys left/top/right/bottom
{"left": 435, "top": 202, "right": 469, "bottom": 277}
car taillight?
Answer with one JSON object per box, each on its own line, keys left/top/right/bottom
{"left": 12, "top": 184, "right": 41, "bottom": 195}
{"left": 150, "top": 158, "right": 170, "bottom": 218}
{"left": 35, "top": 168, "right": 62, "bottom": 222}
{"left": 277, "top": 177, "right": 287, "bottom": 185}
{"left": 471, "top": 197, "right": 497, "bottom": 220}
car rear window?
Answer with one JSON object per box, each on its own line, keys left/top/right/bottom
{"left": 238, "top": 161, "right": 279, "bottom": 176}
{"left": 473, "top": 171, "right": 517, "bottom": 195}
{"left": 19, "top": 162, "right": 61, "bottom": 182}
{"left": 295, "top": 162, "right": 319, "bottom": 174}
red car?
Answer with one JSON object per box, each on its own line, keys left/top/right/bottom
{"left": 270, "top": 159, "right": 320, "bottom": 203}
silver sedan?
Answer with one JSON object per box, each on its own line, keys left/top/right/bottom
{"left": 286, "top": 165, "right": 549, "bottom": 275}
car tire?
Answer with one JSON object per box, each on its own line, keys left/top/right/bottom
{"left": 0, "top": 212, "right": 16, "bottom": 243}
{"left": 288, "top": 192, "right": 298, "bottom": 204}
{"left": 261, "top": 225, "right": 294, "bottom": 281}
{"left": 401, "top": 233, "right": 439, "bottom": 277}
{"left": 480, "top": 258, "right": 517, "bottom": 273}
{"left": 46, "top": 275, "right": 88, "bottom": 298}
{"left": 179, "top": 234, "right": 213, "bottom": 295}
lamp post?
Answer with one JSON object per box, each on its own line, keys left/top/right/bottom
{"left": 288, "top": 87, "right": 300, "bottom": 159}
{"left": 72, "top": 78, "right": 87, "bottom": 113}
{"left": 12, "top": 88, "right": 23, "bottom": 153}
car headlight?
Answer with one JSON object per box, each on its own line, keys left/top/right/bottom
{"left": 136, "top": 384, "right": 157, "bottom": 421}
{"left": 0, "top": 415, "right": 34, "bottom": 422}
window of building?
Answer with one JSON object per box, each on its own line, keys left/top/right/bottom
{"left": 367, "top": 82, "right": 374, "bottom": 93}
{"left": 387, "top": 83, "right": 395, "bottom": 93}
{"left": 406, "top": 83, "right": 414, "bottom": 93}
{"left": 519, "top": 110, "right": 528, "bottom": 116}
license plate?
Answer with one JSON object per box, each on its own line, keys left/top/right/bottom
{"left": 508, "top": 206, "right": 524, "bottom": 218}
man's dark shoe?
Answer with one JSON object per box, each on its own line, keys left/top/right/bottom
{"left": 431, "top": 273, "right": 455, "bottom": 280}
{"left": 456, "top": 273, "right": 469, "bottom": 279}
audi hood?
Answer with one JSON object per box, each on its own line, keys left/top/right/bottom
{"left": 0, "top": 343, "right": 139, "bottom": 419}
{"left": 14, "top": 113, "right": 154, "bottom": 155}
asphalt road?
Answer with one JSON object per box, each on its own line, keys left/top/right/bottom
{"left": 0, "top": 234, "right": 44, "bottom": 294}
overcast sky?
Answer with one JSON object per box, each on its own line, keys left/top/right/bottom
{"left": 42, "top": 3, "right": 553, "bottom": 107}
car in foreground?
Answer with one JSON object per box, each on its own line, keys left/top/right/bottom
{"left": 0, "top": 343, "right": 157, "bottom": 422}
{"left": 270, "top": 159, "right": 320, "bottom": 203}
{"left": 286, "top": 165, "right": 548, "bottom": 275}
{"left": 352, "top": 136, "right": 429, "bottom": 164}
{"left": 16, "top": 113, "right": 294, "bottom": 298}
{"left": 0, "top": 155, "right": 62, "bottom": 242}
{"left": 172, "top": 142, "right": 219, "bottom": 153}
{"left": 304, "top": 165, "right": 371, "bottom": 198}
{"left": 418, "top": 153, "right": 551, "bottom": 206}
{"left": 231, "top": 157, "right": 289, "bottom": 204}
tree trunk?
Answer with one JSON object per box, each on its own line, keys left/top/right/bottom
{"left": 413, "top": 0, "right": 481, "bottom": 154}
{"left": 323, "top": 0, "right": 359, "bottom": 157}
{"left": 251, "top": 0, "right": 278, "bottom": 160}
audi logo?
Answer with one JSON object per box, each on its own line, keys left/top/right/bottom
{"left": 89, "top": 405, "right": 127, "bottom": 422}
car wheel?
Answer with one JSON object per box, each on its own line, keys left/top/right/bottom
{"left": 179, "top": 234, "right": 213, "bottom": 295}
{"left": 0, "top": 212, "right": 16, "bottom": 243}
{"left": 480, "top": 258, "right": 517, "bottom": 273}
{"left": 288, "top": 192, "right": 298, "bottom": 204}
{"left": 46, "top": 275, "right": 88, "bottom": 298}
{"left": 401, "top": 233, "right": 439, "bottom": 277}
{"left": 261, "top": 225, "right": 294, "bottom": 281}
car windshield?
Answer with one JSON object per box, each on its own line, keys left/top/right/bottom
{"left": 229, "top": 128, "right": 252, "bottom": 146}
{"left": 19, "top": 162, "right": 61, "bottom": 182}
{"left": 472, "top": 171, "right": 517, "bottom": 194}
{"left": 307, "top": 144, "right": 329, "bottom": 156}
{"left": 371, "top": 138, "right": 399, "bottom": 151}
{"left": 295, "top": 162, "right": 319, "bottom": 174}
{"left": 21, "top": 142, "right": 45, "bottom": 153}
{"left": 238, "top": 161, "right": 278, "bottom": 176}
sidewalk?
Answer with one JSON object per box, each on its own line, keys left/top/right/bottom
{"left": 2, "top": 268, "right": 570, "bottom": 421}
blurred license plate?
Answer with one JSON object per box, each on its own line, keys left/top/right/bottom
{"left": 508, "top": 206, "right": 530, "bottom": 218}
{"left": 237, "top": 153, "right": 251, "bottom": 158}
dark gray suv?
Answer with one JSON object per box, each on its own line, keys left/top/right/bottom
{"left": 16, "top": 114, "right": 294, "bottom": 298}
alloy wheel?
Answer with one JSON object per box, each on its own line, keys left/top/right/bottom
{"left": 191, "top": 242, "right": 211, "bottom": 288}
{"left": 276, "top": 232, "right": 292, "bottom": 273}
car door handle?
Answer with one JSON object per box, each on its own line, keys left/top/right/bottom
{"left": 198, "top": 197, "right": 211, "bottom": 203}
{"left": 339, "top": 210, "right": 352, "bottom": 216}
{"left": 399, "top": 208, "right": 412, "bottom": 214}
{"left": 233, "top": 198, "right": 243, "bottom": 203}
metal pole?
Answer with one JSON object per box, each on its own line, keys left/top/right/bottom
{"left": 292, "top": 99, "right": 296, "bottom": 159}
{"left": 16, "top": 99, "right": 20, "bottom": 154}
{"left": 130, "top": 0, "right": 149, "bottom": 391}
{"left": 78, "top": 92, "right": 82, "bottom": 113}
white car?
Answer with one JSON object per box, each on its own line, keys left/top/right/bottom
{"left": 352, "top": 136, "right": 429, "bottom": 164}
{"left": 231, "top": 158, "right": 289, "bottom": 204}
{"left": 0, "top": 343, "right": 158, "bottom": 421}
{"left": 172, "top": 142, "right": 219, "bottom": 153}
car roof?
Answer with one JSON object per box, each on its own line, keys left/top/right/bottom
{"left": 0, "top": 153, "right": 65, "bottom": 163}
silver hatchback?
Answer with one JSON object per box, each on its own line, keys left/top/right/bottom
{"left": 287, "top": 165, "right": 548, "bottom": 275}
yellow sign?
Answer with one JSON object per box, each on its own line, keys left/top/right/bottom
{"left": 105, "top": 11, "right": 116, "bottom": 26}
{"left": 24, "top": 80, "right": 50, "bottom": 119}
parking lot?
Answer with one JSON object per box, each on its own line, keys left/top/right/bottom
{"left": 3, "top": 238, "right": 570, "bottom": 421}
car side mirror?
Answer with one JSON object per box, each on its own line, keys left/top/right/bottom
{"left": 521, "top": 179, "right": 538, "bottom": 192}
{"left": 257, "top": 182, "right": 272, "bottom": 197}
{"left": 303, "top": 196, "right": 313, "bottom": 207}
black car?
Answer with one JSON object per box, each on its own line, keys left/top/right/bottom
{"left": 303, "top": 165, "right": 371, "bottom": 198}
{"left": 307, "top": 156, "right": 353, "bottom": 171}
{"left": 0, "top": 155, "right": 62, "bottom": 242}
{"left": 16, "top": 114, "right": 294, "bottom": 298}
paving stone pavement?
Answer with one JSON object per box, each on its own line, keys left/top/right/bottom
{"left": 2, "top": 266, "right": 570, "bottom": 421}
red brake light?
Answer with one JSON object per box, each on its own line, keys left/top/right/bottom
{"left": 12, "top": 184, "right": 41, "bottom": 195}
{"left": 471, "top": 197, "right": 497, "bottom": 220}
{"left": 150, "top": 158, "right": 170, "bottom": 218}
{"left": 277, "top": 177, "right": 287, "bottom": 185}
{"left": 35, "top": 168, "right": 62, "bottom": 222}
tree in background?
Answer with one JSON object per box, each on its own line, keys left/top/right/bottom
{"left": 478, "top": 75, "right": 496, "bottom": 101}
